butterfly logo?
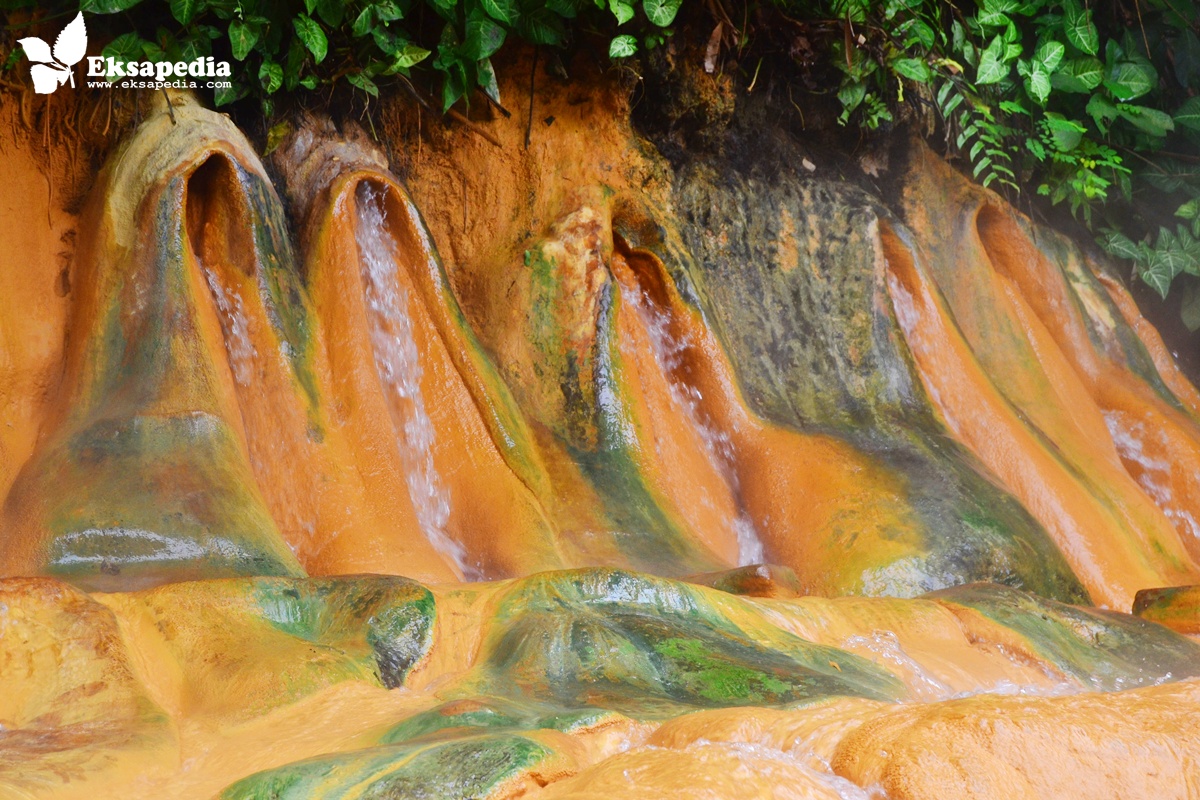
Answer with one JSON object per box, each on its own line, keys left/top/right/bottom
{"left": 19, "top": 12, "right": 88, "bottom": 95}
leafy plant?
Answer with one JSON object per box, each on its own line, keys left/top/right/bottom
{"left": 5, "top": 0, "right": 1197, "bottom": 325}
{"left": 50, "top": 0, "right": 678, "bottom": 113}
{"left": 773, "top": 0, "right": 1200, "bottom": 328}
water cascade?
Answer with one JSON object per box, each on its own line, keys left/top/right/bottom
{"left": 3, "top": 83, "right": 1200, "bottom": 799}
{"left": 354, "top": 181, "right": 465, "bottom": 574}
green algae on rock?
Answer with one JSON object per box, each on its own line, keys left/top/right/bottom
{"left": 0, "top": 103, "right": 309, "bottom": 588}
{"left": 379, "top": 696, "right": 625, "bottom": 744}
{"left": 217, "top": 733, "right": 555, "bottom": 800}
{"left": 1133, "top": 585, "right": 1200, "bottom": 635}
{"left": 611, "top": 176, "right": 1088, "bottom": 602}
{"left": 465, "top": 569, "right": 906, "bottom": 715}
{"left": 928, "top": 582, "right": 1200, "bottom": 691}
{"left": 98, "top": 575, "right": 437, "bottom": 718}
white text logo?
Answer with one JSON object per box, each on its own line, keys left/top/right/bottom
{"left": 86, "top": 56, "right": 232, "bottom": 82}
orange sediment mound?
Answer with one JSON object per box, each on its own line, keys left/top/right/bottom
{"left": 831, "top": 679, "right": 1200, "bottom": 799}
{"left": 609, "top": 238, "right": 938, "bottom": 594}
{"left": 3, "top": 571, "right": 1199, "bottom": 798}
{"left": 1134, "top": 584, "right": 1200, "bottom": 635}
{"left": 883, "top": 176, "right": 1200, "bottom": 607}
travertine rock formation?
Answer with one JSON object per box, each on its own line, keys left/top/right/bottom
{"left": 3, "top": 69, "right": 1200, "bottom": 798}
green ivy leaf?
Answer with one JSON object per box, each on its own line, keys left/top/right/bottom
{"left": 609, "top": 34, "right": 638, "bottom": 58}
{"left": 1062, "top": 0, "right": 1098, "bottom": 55}
{"left": 101, "top": 31, "right": 144, "bottom": 64}
{"left": 283, "top": 38, "right": 304, "bottom": 90}
{"left": 831, "top": 0, "right": 869, "bottom": 22}
{"left": 169, "top": 0, "right": 197, "bottom": 24}
{"left": 1178, "top": 199, "right": 1200, "bottom": 220}
{"left": 1148, "top": 244, "right": 1192, "bottom": 280}
{"left": 293, "top": 15, "right": 328, "bottom": 64}
{"left": 478, "top": 57, "right": 500, "bottom": 103}
{"left": 264, "top": 121, "right": 292, "bottom": 156}
{"left": 643, "top": 0, "right": 682, "bottom": 27}
{"left": 465, "top": 15, "right": 506, "bottom": 60}
{"left": 520, "top": 8, "right": 566, "bottom": 45}
{"left": 1043, "top": 112, "right": 1085, "bottom": 150}
{"left": 610, "top": 0, "right": 635, "bottom": 24}
{"left": 891, "top": 57, "right": 931, "bottom": 82}
{"left": 897, "top": 19, "right": 935, "bottom": 49}
{"left": 1026, "top": 61, "right": 1051, "bottom": 103}
{"left": 351, "top": 6, "right": 375, "bottom": 38}
{"left": 838, "top": 81, "right": 867, "bottom": 117}
{"left": 884, "top": 0, "right": 921, "bottom": 19}
{"left": 140, "top": 37, "right": 166, "bottom": 62}
{"left": 228, "top": 20, "right": 259, "bottom": 61}
{"left": 81, "top": 0, "right": 145, "bottom": 13}
{"left": 375, "top": 1, "right": 406, "bottom": 22}
{"left": 1117, "top": 104, "right": 1175, "bottom": 137}
{"left": 177, "top": 31, "right": 212, "bottom": 61}
{"left": 316, "top": 0, "right": 344, "bottom": 27}
{"left": 258, "top": 60, "right": 282, "bottom": 94}
{"left": 1142, "top": 263, "right": 1171, "bottom": 298}
{"left": 481, "top": 0, "right": 519, "bottom": 24}
{"left": 1175, "top": 97, "right": 1200, "bottom": 131}
{"left": 373, "top": 28, "right": 404, "bottom": 55}
{"left": 1034, "top": 40, "right": 1064, "bottom": 72}
{"left": 977, "top": 12, "right": 1009, "bottom": 29}
{"left": 976, "top": 35, "right": 1008, "bottom": 84}
{"left": 977, "top": 0, "right": 1017, "bottom": 28}
{"left": 1099, "top": 228, "right": 1142, "bottom": 261}
{"left": 1086, "top": 92, "right": 1119, "bottom": 133}
{"left": 1050, "top": 56, "right": 1103, "bottom": 92}
{"left": 548, "top": 0, "right": 585, "bottom": 18}
{"left": 347, "top": 72, "right": 379, "bottom": 97}
{"left": 441, "top": 62, "right": 466, "bottom": 110}
{"left": 1104, "top": 59, "right": 1157, "bottom": 101}
{"left": 390, "top": 44, "right": 431, "bottom": 70}
{"left": 213, "top": 80, "right": 248, "bottom": 106}
{"left": 952, "top": 20, "right": 967, "bottom": 52}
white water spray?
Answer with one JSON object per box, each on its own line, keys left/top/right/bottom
{"left": 618, "top": 275, "right": 766, "bottom": 566}
{"left": 354, "top": 182, "right": 469, "bottom": 575}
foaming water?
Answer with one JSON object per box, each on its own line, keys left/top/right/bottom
{"left": 354, "top": 183, "right": 469, "bottom": 575}
{"left": 203, "top": 267, "right": 257, "bottom": 387}
{"left": 717, "top": 741, "right": 877, "bottom": 800}
{"left": 618, "top": 278, "right": 766, "bottom": 566}
{"left": 1104, "top": 410, "right": 1200, "bottom": 545}
{"left": 843, "top": 630, "right": 1086, "bottom": 702}
{"left": 843, "top": 630, "right": 952, "bottom": 701}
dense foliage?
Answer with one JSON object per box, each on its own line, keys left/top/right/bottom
{"left": 45, "top": 0, "right": 686, "bottom": 112}
{"left": 816, "top": 0, "right": 1200, "bottom": 326}
{"left": 2, "top": 0, "right": 1198, "bottom": 322}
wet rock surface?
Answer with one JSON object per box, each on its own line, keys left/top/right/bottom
{"left": 3, "top": 65, "right": 1200, "bottom": 798}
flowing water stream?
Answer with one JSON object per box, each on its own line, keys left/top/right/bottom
{"left": 617, "top": 270, "right": 767, "bottom": 566}
{"left": 354, "top": 182, "right": 468, "bottom": 575}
